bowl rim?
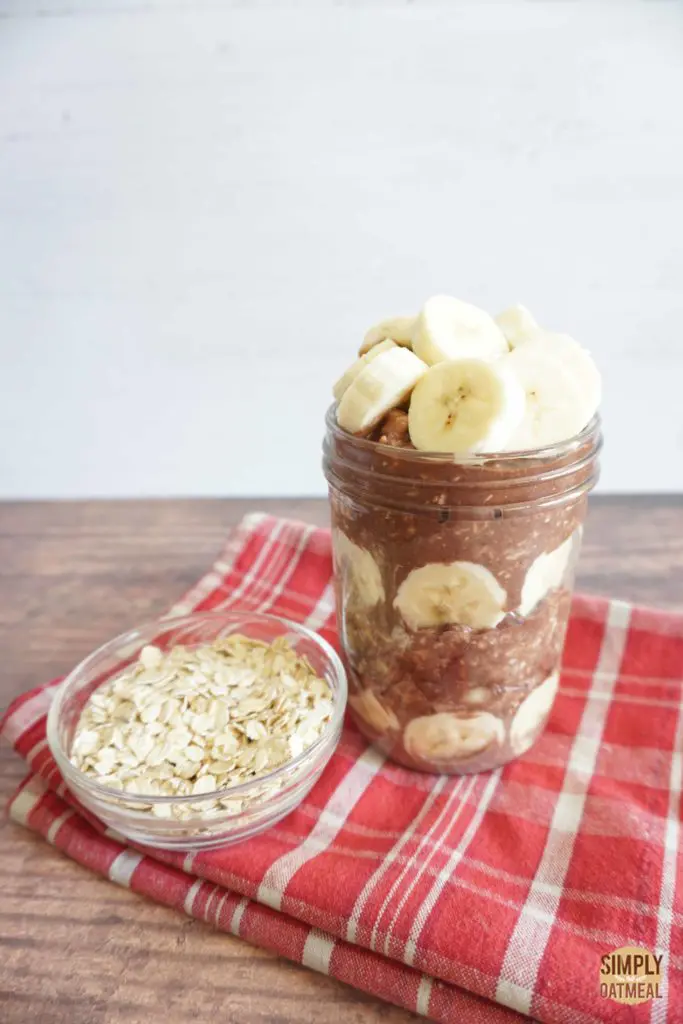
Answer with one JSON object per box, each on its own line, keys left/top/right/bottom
{"left": 46, "top": 609, "right": 347, "bottom": 809}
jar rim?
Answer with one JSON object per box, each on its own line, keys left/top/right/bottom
{"left": 323, "top": 404, "right": 602, "bottom": 515}
{"left": 324, "top": 403, "right": 601, "bottom": 465}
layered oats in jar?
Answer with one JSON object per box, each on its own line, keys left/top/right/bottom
{"left": 323, "top": 296, "right": 601, "bottom": 773}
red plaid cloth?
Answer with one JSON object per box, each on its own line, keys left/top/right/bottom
{"left": 3, "top": 512, "right": 683, "bottom": 1023}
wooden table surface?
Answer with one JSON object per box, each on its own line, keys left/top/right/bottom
{"left": 1, "top": 496, "right": 682, "bottom": 1024}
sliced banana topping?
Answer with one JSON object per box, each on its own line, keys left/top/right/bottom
{"left": 408, "top": 358, "right": 525, "bottom": 454}
{"left": 336, "top": 346, "right": 428, "bottom": 434}
{"left": 494, "top": 304, "right": 538, "bottom": 349}
{"left": 394, "top": 560, "right": 507, "bottom": 631}
{"left": 333, "top": 530, "right": 385, "bottom": 606}
{"left": 412, "top": 295, "right": 508, "bottom": 366}
{"left": 518, "top": 330, "right": 601, "bottom": 414}
{"left": 518, "top": 535, "right": 574, "bottom": 616}
{"left": 358, "top": 315, "right": 416, "bottom": 356}
{"left": 505, "top": 340, "right": 598, "bottom": 449}
{"left": 404, "top": 711, "right": 504, "bottom": 765}
{"left": 509, "top": 671, "right": 560, "bottom": 754}
{"left": 349, "top": 690, "right": 399, "bottom": 734}
{"left": 333, "top": 339, "right": 396, "bottom": 402}
{"left": 338, "top": 296, "right": 601, "bottom": 453}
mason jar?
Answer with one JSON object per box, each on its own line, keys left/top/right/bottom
{"left": 323, "top": 406, "right": 601, "bottom": 774}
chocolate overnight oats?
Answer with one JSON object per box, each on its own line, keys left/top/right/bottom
{"left": 323, "top": 296, "right": 602, "bottom": 774}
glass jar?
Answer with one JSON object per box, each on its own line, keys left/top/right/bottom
{"left": 323, "top": 406, "right": 601, "bottom": 774}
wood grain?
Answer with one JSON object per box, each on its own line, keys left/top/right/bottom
{"left": 1, "top": 496, "right": 682, "bottom": 1023}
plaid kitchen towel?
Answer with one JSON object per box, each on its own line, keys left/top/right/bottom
{"left": 3, "top": 512, "right": 683, "bottom": 1024}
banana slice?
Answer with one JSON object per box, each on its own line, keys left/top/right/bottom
{"left": 518, "top": 535, "right": 574, "bottom": 616}
{"left": 494, "top": 304, "right": 538, "bottom": 349}
{"left": 519, "top": 330, "right": 601, "bottom": 413}
{"left": 509, "top": 672, "right": 559, "bottom": 754}
{"left": 504, "top": 341, "right": 597, "bottom": 449}
{"left": 349, "top": 690, "right": 399, "bottom": 734}
{"left": 358, "top": 315, "right": 416, "bottom": 356}
{"left": 333, "top": 339, "right": 396, "bottom": 402}
{"left": 412, "top": 295, "right": 508, "bottom": 366}
{"left": 336, "top": 346, "right": 428, "bottom": 434}
{"left": 408, "top": 358, "right": 525, "bottom": 454}
{"left": 404, "top": 711, "right": 504, "bottom": 765}
{"left": 394, "top": 560, "right": 507, "bottom": 630}
{"left": 333, "top": 530, "right": 385, "bottom": 606}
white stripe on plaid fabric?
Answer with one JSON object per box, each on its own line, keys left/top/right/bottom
{"left": 202, "top": 885, "right": 221, "bottom": 924}
{"left": 221, "top": 519, "right": 288, "bottom": 608}
{"left": 347, "top": 777, "right": 447, "bottom": 945}
{"left": 26, "top": 738, "right": 48, "bottom": 766}
{"left": 222, "top": 518, "right": 315, "bottom": 617}
{"left": 9, "top": 776, "right": 47, "bottom": 825}
{"left": 483, "top": 778, "right": 668, "bottom": 839}
{"left": 257, "top": 745, "right": 385, "bottom": 911}
{"left": 168, "top": 512, "right": 268, "bottom": 615}
{"left": 212, "top": 516, "right": 333, "bottom": 623}
{"left": 1, "top": 683, "right": 60, "bottom": 745}
{"left": 45, "top": 760, "right": 63, "bottom": 790}
{"left": 46, "top": 808, "right": 74, "bottom": 844}
{"left": 564, "top": 665, "right": 683, "bottom": 687}
{"left": 376, "top": 777, "right": 469, "bottom": 955}
{"left": 495, "top": 599, "right": 631, "bottom": 1016}
{"left": 302, "top": 929, "right": 336, "bottom": 974}
{"left": 109, "top": 850, "right": 143, "bottom": 888}
{"left": 204, "top": 518, "right": 287, "bottom": 614}
{"left": 254, "top": 524, "right": 315, "bottom": 613}
{"left": 415, "top": 975, "right": 433, "bottom": 1016}
{"left": 213, "top": 891, "right": 230, "bottom": 928}
{"left": 304, "top": 580, "right": 335, "bottom": 632}
{"left": 222, "top": 520, "right": 298, "bottom": 610}
{"left": 523, "top": 738, "right": 679, "bottom": 793}
{"left": 650, "top": 685, "right": 683, "bottom": 1024}
{"left": 230, "top": 897, "right": 248, "bottom": 935}
{"left": 403, "top": 770, "right": 502, "bottom": 966}
{"left": 560, "top": 687, "right": 682, "bottom": 711}
{"left": 183, "top": 878, "right": 204, "bottom": 915}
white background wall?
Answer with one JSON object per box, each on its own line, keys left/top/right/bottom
{"left": 1, "top": 0, "right": 682, "bottom": 498}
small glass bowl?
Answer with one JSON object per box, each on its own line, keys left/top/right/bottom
{"left": 47, "top": 610, "right": 347, "bottom": 850}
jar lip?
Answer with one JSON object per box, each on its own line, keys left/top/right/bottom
{"left": 324, "top": 404, "right": 601, "bottom": 464}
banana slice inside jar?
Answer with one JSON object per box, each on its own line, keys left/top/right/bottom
{"left": 509, "top": 671, "right": 560, "bottom": 754}
{"left": 349, "top": 690, "right": 399, "bottom": 735}
{"left": 518, "top": 535, "right": 575, "bottom": 616}
{"left": 333, "top": 530, "right": 385, "bottom": 607}
{"left": 394, "top": 560, "right": 507, "bottom": 631}
{"left": 404, "top": 711, "right": 504, "bottom": 766}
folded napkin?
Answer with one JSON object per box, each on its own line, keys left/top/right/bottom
{"left": 3, "top": 513, "right": 682, "bottom": 1023}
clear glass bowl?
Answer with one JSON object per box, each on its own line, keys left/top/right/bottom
{"left": 46, "top": 610, "right": 347, "bottom": 850}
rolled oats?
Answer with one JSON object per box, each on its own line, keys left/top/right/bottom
{"left": 70, "top": 634, "right": 334, "bottom": 821}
